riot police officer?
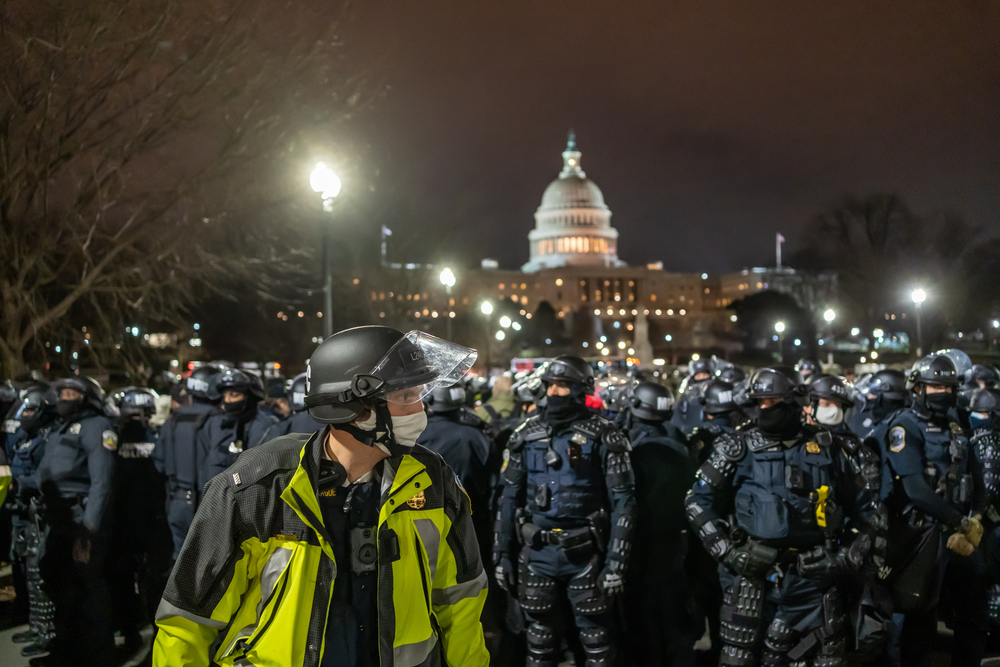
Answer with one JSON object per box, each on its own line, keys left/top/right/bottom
{"left": 108, "top": 387, "right": 171, "bottom": 655}
{"left": 494, "top": 355, "right": 636, "bottom": 667}
{"left": 620, "top": 380, "right": 697, "bottom": 666}
{"left": 196, "top": 368, "right": 278, "bottom": 488}
{"left": 686, "top": 366, "right": 881, "bottom": 666}
{"left": 804, "top": 374, "right": 856, "bottom": 436}
{"left": 848, "top": 369, "right": 907, "bottom": 444}
{"left": 970, "top": 387, "right": 1000, "bottom": 625}
{"left": 278, "top": 371, "right": 323, "bottom": 434}
{"left": 37, "top": 375, "right": 117, "bottom": 666}
{"left": 672, "top": 358, "right": 715, "bottom": 435}
{"left": 7, "top": 384, "right": 58, "bottom": 656}
{"left": 883, "top": 354, "right": 988, "bottom": 667}
{"left": 419, "top": 384, "right": 492, "bottom": 510}
{"left": 795, "top": 358, "right": 821, "bottom": 384}
{"left": 688, "top": 379, "right": 747, "bottom": 464}
{"left": 154, "top": 364, "right": 220, "bottom": 556}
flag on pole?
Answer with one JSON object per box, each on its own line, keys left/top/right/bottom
{"left": 381, "top": 226, "right": 392, "bottom": 237}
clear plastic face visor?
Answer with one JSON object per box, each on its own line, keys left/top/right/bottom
{"left": 372, "top": 331, "right": 478, "bottom": 406}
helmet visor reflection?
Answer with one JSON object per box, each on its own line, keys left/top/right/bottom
{"left": 372, "top": 331, "right": 477, "bottom": 405}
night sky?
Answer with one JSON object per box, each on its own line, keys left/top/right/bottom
{"left": 329, "top": 1, "right": 999, "bottom": 274}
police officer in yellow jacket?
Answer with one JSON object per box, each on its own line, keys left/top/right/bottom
{"left": 154, "top": 326, "right": 490, "bottom": 667}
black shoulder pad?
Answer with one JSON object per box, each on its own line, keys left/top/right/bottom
{"left": 572, "top": 415, "right": 606, "bottom": 440}
{"left": 509, "top": 417, "right": 548, "bottom": 451}
{"left": 836, "top": 432, "right": 860, "bottom": 454}
{"left": 715, "top": 432, "right": 747, "bottom": 462}
{"left": 457, "top": 409, "right": 486, "bottom": 430}
{"left": 816, "top": 430, "right": 833, "bottom": 447}
{"left": 602, "top": 427, "right": 632, "bottom": 453}
{"left": 745, "top": 429, "right": 777, "bottom": 453}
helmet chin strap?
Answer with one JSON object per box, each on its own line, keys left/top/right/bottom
{"left": 332, "top": 401, "right": 408, "bottom": 457}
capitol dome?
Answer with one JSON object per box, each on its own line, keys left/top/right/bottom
{"left": 522, "top": 132, "right": 625, "bottom": 273}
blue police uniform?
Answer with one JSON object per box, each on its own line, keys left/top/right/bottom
{"left": 973, "top": 425, "right": 1000, "bottom": 625}
{"left": 883, "top": 407, "right": 988, "bottom": 667}
{"left": 36, "top": 409, "right": 118, "bottom": 665}
{"left": 196, "top": 407, "right": 279, "bottom": 488}
{"left": 418, "top": 409, "right": 491, "bottom": 503}
{"left": 154, "top": 400, "right": 216, "bottom": 555}
{"left": 671, "top": 382, "right": 707, "bottom": 435}
{"left": 495, "top": 413, "right": 636, "bottom": 666}
{"left": 686, "top": 424, "right": 880, "bottom": 665}
{"left": 274, "top": 408, "right": 324, "bottom": 437}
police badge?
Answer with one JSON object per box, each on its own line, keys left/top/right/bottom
{"left": 101, "top": 430, "right": 118, "bottom": 451}
{"left": 406, "top": 490, "right": 426, "bottom": 510}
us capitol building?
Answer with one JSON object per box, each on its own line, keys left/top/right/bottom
{"left": 375, "top": 133, "right": 834, "bottom": 362}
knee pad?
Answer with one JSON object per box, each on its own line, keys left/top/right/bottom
{"left": 720, "top": 575, "right": 765, "bottom": 649}
{"left": 519, "top": 565, "right": 558, "bottom": 614}
{"left": 579, "top": 627, "right": 614, "bottom": 667}
{"left": 526, "top": 622, "right": 559, "bottom": 667}
{"left": 720, "top": 644, "right": 758, "bottom": 666}
{"left": 761, "top": 618, "right": 794, "bottom": 666}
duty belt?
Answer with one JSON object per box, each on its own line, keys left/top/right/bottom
{"left": 527, "top": 525, "right": 593, "bottom": 549}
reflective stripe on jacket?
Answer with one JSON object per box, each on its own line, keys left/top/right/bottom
{"left": 153, "top": 429, "right": 489, "bottom": 667}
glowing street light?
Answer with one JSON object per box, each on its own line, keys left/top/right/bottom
{"left": 439, "top": 268, "right": 456, "bottom": 338}
{"left": 481, "top": 301, "right": 494, "bottom": 316}
{"left": 495, "top": 330, "right": 505, "bottom": 341}
{"left": 911, "top": 288, "right": 926, "bottom": 356}
{"left": 499, "top": 316, "right": 512, "bottom": 328}
{"left": 310, "top": 162, "right": 342, "bottom": 339}
{"left": 774, "top": 322, "right": 786, "bottom": 362}
{"left": 774, "top": 321, "right": 785, "bottom": 333}
{"left": 823, "top": 309, "right": 836, "bottom": 323}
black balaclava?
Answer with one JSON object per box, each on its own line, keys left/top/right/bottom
{"left": 57, "top": 397, "right": 86, "bottom": 421}
{"left": 222, "top": 396, "right": 255, "bottom": 420}
{"left": 118, "top": 415, "right": 148, "bottom": 441}
{"left": 871, "top": 395, "right": 905, "bottom": 424}
{"left": 915, "top": 387, "right": 955, "bottom": 419}
{"left": 710, "top": 412, "right": 734, "bottom": 430}
{"left": 19, "top": 410, "right": 39, "bottom": 436}
{"left": 757, "top": 400, "right": 802, "bottom": 440}
{"left": 542, "top": 382, "right": 590, "bottom": 431}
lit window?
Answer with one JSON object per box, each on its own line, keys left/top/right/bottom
{"left": 629, "top": 281, "right": 634, "bottom": 287}
{"left": 499, "top": 283, "right": 505, "bottom": 290}
{"left": 650, "top": 294, "right": 657, "bottom": 302}
{"left": 521, "top": 296, "right": 528, "bottom": 305}
{"left": 520, "top": 283, "right": 526, "bottom": 289}
{"left": 555, "top": 278, "right": 563, "bottom": 286}
{"left": 414, "top": 294, "right": 421, "bottom": 301}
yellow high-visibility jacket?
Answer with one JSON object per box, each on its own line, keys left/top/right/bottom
{"left": 153, "top": 430, "right": 490, "bottom": 667}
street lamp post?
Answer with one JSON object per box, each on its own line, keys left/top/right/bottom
{"left": 481, "top": 301, "right": 494, "bottom": 372}
{"left": 774, "top": 321, "right": 786, "bottom": 362}
{"left": 310, "top": 162, "right": 342, "bottom": 340}
{"left": 822, "top": 308, "right": 836, "bottom": 366}
{"left": 439, "top": 268, "right": 456, "bottom": 340}
{"left": 911, "top": 288, "right": 926, "bottom": 357}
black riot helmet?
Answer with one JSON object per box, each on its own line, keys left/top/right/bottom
{"left": 52, "top": 375, "right": 106, "bottom": 412}
{"left": 866, "top": 369, "right": 907, "bottom": 400}
{"left": 807, "top": 374, "right": 855, "bottom": 408}
{"left": 186, "top": 365, "right": 222, "bottom": 402}
{"left": 716, "top": 365, "right": 746, "bottom": 384}
{"left": 112, "top": 386, "right": 159, "bottom": 418}
{"left": 216, "top": 368, "right": 265, "bottom": 401}
{"left": 512, "top": 365, "right": 548, "bottom": 405}
{"left": 425, "top": 385, "right": 467, "bottom": 412}
{"left": 969, "top": 387, "right": 1000, "bottom": 414}
{"left": 688, "top": 358, "right": 713, "bottom": 380}
{"left": 907, "top": 354, "right": 961, "bottom": 390}
{"left": 630, "top": 382, "right": 675, "bottom": 421}
{"left": 304, "top": 327, "right": 476, "bottom": 443}
{"left": 288, "top": 373, "right": 308, "bottom": 412}
{"left": 966, "top": 365, "right": 1000, "bottom": 389}
{"left": 701, "top": 379, "right": 740, "bottom": 415}
{"left": 795, "top": 358, "right": 821, "bottom": 382}
{"left": 746, "top": 366, "right": 806, "bottom": 404}
{"left": 934, "top": 349, "right": 973, "bottom": 379}
{"left": 540, "top": 355, "right": 595, "bottom": 391}
{"left": 19, "top": 384, "right": 57, "bottom": 412}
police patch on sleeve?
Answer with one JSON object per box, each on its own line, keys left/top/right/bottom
{"left": 889, "top": 426, "right": 906, "bottom": 453}
{"left": 101, "top": 430, "right": 118, "bottom": 451}
{"left": 69, "top": 423, "right": 82, "bottom": 435}
{"left": 500, "top": 448, "right": 510, "bottom": 473}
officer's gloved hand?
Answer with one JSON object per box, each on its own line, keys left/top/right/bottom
{"left": 495, "top": 555, "right": 516, "bottom": 592}
{"left": 947, "top": 532, "right": 976, "bottom": 556}
{"left": 961, "top": 515, "right": 984, "bottom": 547}
{"left": 797, "top": 546, "right": 849, "bottom": 584}
{"left": 598, "top": 563, "right": 624, "bottom": 597}
{"left": 722, "top": 540, "right": 778, "bottom": 577}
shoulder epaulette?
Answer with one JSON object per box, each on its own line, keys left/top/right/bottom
{"left": 509, "top": 417, "right": 549, "bottom": 451}
{"left": 745, "top": 429, "right": 778, "bottom": 453}
{"left": 815, "top": 430, "right": 833, "bottom": 447}
{"left": 457, "top": 408, "right": 488, "bottom": 431}
{"left": 225, "top": 432, "right": 312, "bottom": 491}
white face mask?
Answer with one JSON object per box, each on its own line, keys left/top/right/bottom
{"left": 815, "top": 405, "right": 844, "bottom": 426}
{"left": 355, "top": 409, "right": 427, "bottom": 449}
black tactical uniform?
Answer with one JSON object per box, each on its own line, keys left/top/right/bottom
{"left": 495, "top": 356, "right": 637, "bottom": 667}
{"left": 882, "top": 355, "right": 987, "bottom": 667}
{"left": 276, "top": 372, "right": 324, "bottom": 435}
{"left": 37, "top": 376, "right": 118, "bottom": 666}
{"left": 968, "top": 388, "right": 1000, "bottom": 625}
{"left": 623, "top": 381, "right": 697, "bottom": 667}
{"left": 154, "top": 365, "right": 221, "bottom": 555}
{"left": 686, "top": 367, "right": 881, "bottom": 666}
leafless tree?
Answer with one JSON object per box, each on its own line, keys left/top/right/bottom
{"left": 0, "top": 0, "right": 367, "bottom": 376}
